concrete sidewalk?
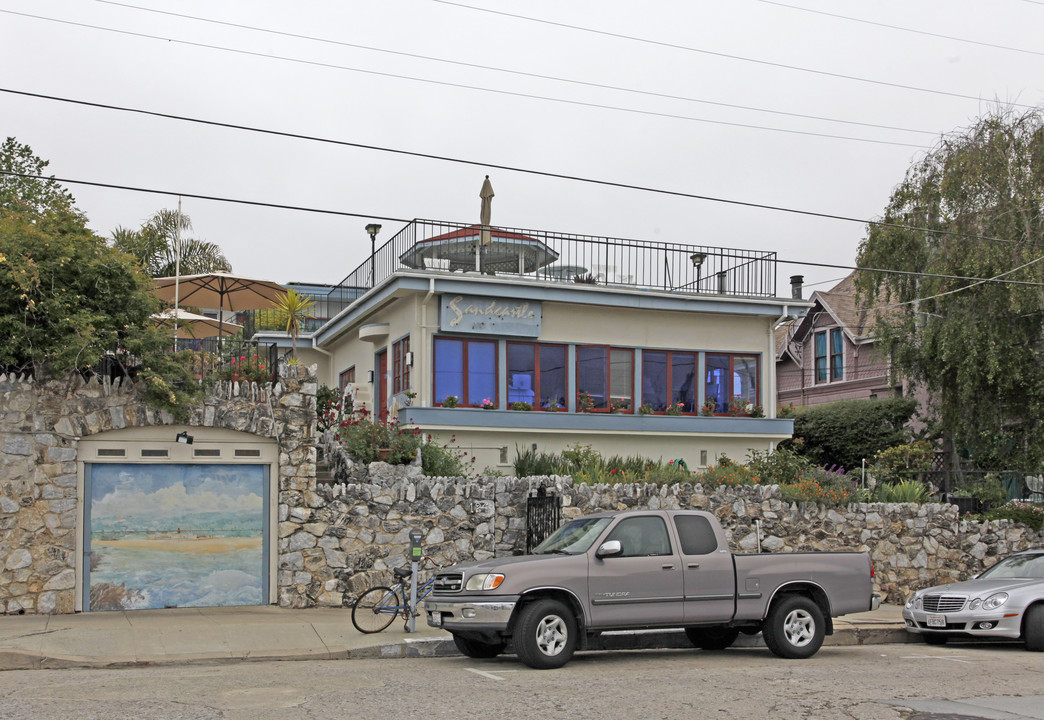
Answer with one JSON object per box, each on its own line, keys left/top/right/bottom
{"left": 0, "top": 604, "right": 913, "bottom": 671}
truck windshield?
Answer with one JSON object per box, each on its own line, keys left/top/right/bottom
{"left": 533, "top": 517, "right": 612, "bottom": 555}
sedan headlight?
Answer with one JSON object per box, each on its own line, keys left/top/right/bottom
{"left": 981, "top": 592, "right": 1008, "bottom": 611}
{"left": 905, "top": 594, "right": 922, "bottom": 610}
{"left": 465, "top": 573, "right": 505, "bottom": 591}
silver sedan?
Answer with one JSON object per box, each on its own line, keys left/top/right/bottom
{"left": 903, "top": 548, "right": 1044, "bottom": 650}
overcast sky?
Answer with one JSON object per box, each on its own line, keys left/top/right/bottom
{"left": 2, "top": 0, "right": 1042, "bottom": 294}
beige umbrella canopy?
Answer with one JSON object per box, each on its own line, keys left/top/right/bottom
{"left": 151, "top": 308, "right": 242, "bottom": 339}
{"left": 479, "top": 175, "right": 495, "bottom": 247}
{"left": 152, "top": 272, "right": 285, "bottom": 347}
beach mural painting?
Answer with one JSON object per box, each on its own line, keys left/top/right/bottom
{"left": 86, "top": 463, "right": 267, "bottom": 611}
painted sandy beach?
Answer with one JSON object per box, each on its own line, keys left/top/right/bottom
{"left": 92, "top": 535, "right": 262, "bottom": 554}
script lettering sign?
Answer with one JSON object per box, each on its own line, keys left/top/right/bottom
{"left": 440, "top": 294, "right": 541, "bottom": 337}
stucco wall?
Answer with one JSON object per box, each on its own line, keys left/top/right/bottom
{"left": 0, "top": 366, "right": 317, "bottom": 615}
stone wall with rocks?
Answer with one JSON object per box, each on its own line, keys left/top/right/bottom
{"left": 300, "top": 461, "right": 1044, "bottom": 608}
{"left": 1, "top": 365, "right": 317, "bottom": 614}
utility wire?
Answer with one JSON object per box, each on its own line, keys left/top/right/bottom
{"left": 429, "top": 0, "right": 1038, "bottom": 109}
{"left": 4, "top": 168, "right": 1044, "bottom": 289}
{"left": 0, "top": 88, "right": 1019, "bottom": 250}
{"left": 757, "top": 0, "right": 1044, "bottom": 58}
{"left": 94, "top": 0, "right": 938, "bottom": 138}
{"left": 0, "top": 9, "right": 926, "bottom": 149}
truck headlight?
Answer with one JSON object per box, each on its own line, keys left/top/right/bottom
{"left": 981, "top": 592, "right": 1008, "bottom": 611}
{"left": 465, "top": 573, "right": 505, "bottom": 591}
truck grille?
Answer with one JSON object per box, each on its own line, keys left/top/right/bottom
{"left": 433, "top": 573, "right": 463, "bottom": 593}
{"left": 923, "top": 595, "right": 966, "bottom": 613}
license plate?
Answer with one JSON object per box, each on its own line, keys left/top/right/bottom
{"left": 927, "top": 614, "right": 946, "bottom": 628}
{"left": 429, "top": 612, "right": 442, "bottom": 626}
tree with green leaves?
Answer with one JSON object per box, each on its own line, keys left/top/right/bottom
{"left": 111, "top": 208, "right": 231, "bottom": 277}
{"left": 0, "top": 136, "right": 76, "bottom": 215}
{"left": 271, "top": 288, "right": 316, "bottom": 357}
{"left": 856, "top": 107, "right": 1044, "bottom": 471}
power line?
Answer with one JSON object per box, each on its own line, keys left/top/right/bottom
{"left": 757, "top": 0, "right": 1044, "bottom": 58}
{"left": 5, "top": 168, "right": 1044, "bottom": 290}
{"left": 429, "top": 0, "right": 1038, "bottom": 109}
{"left": 0, "top": 9, "right": 926, "bottom": 149}
{"left": 0, "top": 88, "right": 1020, "bottom": 249}
{"left": 94, "top": 0, "right": 939, "bottom": 139}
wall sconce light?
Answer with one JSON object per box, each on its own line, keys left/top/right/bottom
{"left": 404, "top": 351, "right": 414, "bottom": 367}
{"left": 176, "top": 431, "right": 194, "bottom": 445}
{"left": 367, "top": 370, "right": 375, "bottom": 383}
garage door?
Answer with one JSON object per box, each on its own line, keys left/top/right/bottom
{"left": 84, "top": 463, "right": 269, "bottom": 611}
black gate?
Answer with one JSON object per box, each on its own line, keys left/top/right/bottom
{"left": 526, "top": 486, "right": 561, "bottom": 554}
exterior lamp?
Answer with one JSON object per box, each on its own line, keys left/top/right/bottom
{"left": 689, "top": 252, "right": 707, "bottom": 291}
{"left": 365, "top": 223, "right": 382, "bottom": 288}
{"left": 176, "top": 431, "right": 194, "bottom": 445}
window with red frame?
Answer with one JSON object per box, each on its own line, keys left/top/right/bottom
{"left": 338, "top": 366, "right": 356, "bottom": 393}
{"left": 392, "top": 336, "right": 410, "bottom": 394}
{"left": 507, "top": 342, "right": 567, "bottom": 409}
{"left": 704, "top": 353, "right": 758, "bottom": 413}
{"left": 433, "top": 336, "right": 496, "bottom": 406}
{"left": 576, "top": 345, "right": 634, "bottom": 412}
{"left": 641, "top": 350, "right": 697, "bottom": 413}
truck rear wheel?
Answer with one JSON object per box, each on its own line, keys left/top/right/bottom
{"left": 763, "top": 595, "right": 825, "bottom": 659}
{"left": 514, "top": 599, "right": 577, "bottom": 669}
{"left": 452, "top": 634, "right": 507, "bottom": 658}
{"left": 685, "top": 626, "right": 740, "bottom": 650}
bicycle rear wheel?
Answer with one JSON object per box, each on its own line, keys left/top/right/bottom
{"left": 352, "top": 586, "right": 401, "bottom": 633}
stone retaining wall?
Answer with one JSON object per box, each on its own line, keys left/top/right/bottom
{"left": 1, "top": 366, "right": 317, "bottom": 614}
{"left": 301, "top": 460, "right": 1044, "bottom": 608}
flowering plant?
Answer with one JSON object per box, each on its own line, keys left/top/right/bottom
{"left": 728, "top": 396, "right": 756, "bottom": 416}
{"left": 665, "top": 402, "right": 684, "bottom": 416}
{"left": 700, "top": 398, "right": 717, "bottom": 416}
{"left": 480, "top": 397, "right": 496, "bottom": 409}
{"left": 442, "top": 395, "right": 460, "bottom": 408}
{"left": 638, "top": 403, "right": 654, "bottom": 415}
{"left": 509, "top": 401, "right": 532, "bottom": 411}
{"left": 218, "top": 354, "right": 272, "bottom": 384}
{"left": 577, "top": 390, "right": 595, "bottom": 412}
{"left": 609, "top": 398, "right": 630, "bottom": 414}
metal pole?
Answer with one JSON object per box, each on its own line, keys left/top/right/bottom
{"left": 409, "top": 558, "right": 418, "bottom": 633}
{"left": 173, "top": 197, "right": 181, "bottom": 350}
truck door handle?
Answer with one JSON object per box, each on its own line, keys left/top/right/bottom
{"left": 687, "top": 563, "right": 700, "bottom": 569}
{"left": 661, "top": 564, "right": 675, "bottom": 570}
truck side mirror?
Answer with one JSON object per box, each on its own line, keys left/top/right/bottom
{"left": 596, "top": 540, "right": 623, "bottom": 558}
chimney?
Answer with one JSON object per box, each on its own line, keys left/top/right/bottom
{"left": 790, "top": 275, "right": 804, "bottom": 300}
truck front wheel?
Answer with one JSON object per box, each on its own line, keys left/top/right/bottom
{"left": 514, "top": 599, "right": 577, "bottom": 669}
{"left": 763, "top": 595, "right": 825, "bottom": 659}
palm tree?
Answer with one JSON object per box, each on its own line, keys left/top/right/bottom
{"left": 272, "top": 288, "right": 316, "bottom": 358}
{"left": 111, "top": 209, "right": 231, "bottom": 277}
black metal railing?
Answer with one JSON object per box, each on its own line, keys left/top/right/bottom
{"left": 882, "top": 469, "right": 1044, "bottom": 503}
{"left": 174, "top": 338, "right": 282, "bottom": 383}
{"left": 526, "top": 487, "right": 562, "bottom": 554}
{"left": 328, "top": 219, "right": 778, "bottom": 306}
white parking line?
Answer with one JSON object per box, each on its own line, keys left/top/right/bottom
{"left": 466, "top": 668, "right": 520, "bottom": 681}
{"left": 900, "top": 654, "right": 975, "bottom": 664}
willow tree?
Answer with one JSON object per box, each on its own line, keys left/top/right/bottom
{"left": 856, "top": 107, "right": 1044, "bottom": 470}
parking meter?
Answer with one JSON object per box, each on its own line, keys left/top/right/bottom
{"left": 408, "top": 529, "right": 423, "bottom": 632}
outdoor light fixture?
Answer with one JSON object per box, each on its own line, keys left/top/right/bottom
{"left": 176, "top": 431, "right": 194, "bottom": 445}
{"left": 404, "top": 351, "right": 414, "bottom": 367}
{"left": 689, "top": 252, "right": 706, "bottom": 268}
{"left": 365, "top": 223, "right": 382, "bottom": 289}
{"left": 367, "top": 370, "right": 375, "bottom": 383}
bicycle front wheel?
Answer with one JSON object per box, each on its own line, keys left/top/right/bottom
{"left": 352, "top": 586, "right": 401, "bottom": 634}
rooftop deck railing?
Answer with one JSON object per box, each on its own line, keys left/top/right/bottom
{"left": 328, "top": 219, "right": 777, "bottom": 306}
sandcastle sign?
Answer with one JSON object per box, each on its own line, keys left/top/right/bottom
{"left": 440, "top": 294, "right": 541, "bottom": 337}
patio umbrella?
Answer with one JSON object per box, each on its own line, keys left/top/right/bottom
{"left": 477, "top": 176, "right": 495, "bottom": 271}
{"left": 151, "top": 308, "right": 242, "bottom": 339}
{"left": 152, "top": 272, "right": 285, "bottom": 351}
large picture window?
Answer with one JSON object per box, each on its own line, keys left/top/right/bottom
{"left": 338, "top": 366, "right": 355, "bottom": 393}
{"left": 433, "top": 337, "right": 496, "bottom": 407}
{"left": 704, "top": 354, "right": 758, "bottom": 414}
{"left": 641, "top": 351, "right": 697, "bottom": 413}
{"left": 392, "top": 336, "right": 410, "bottom": 394}
{"left": 577, "top": 346, "right": 633, "bottom": 412}
{"left": 507, "top": 343, "right": 567, "bottom": 410}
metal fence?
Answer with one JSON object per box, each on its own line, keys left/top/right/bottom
{"left": 525, "top": 487, "right": 562, "bottom": 554}
{"left": 884, "top": 469, "right": 1044, "bottom": 503}
{"left": 174, "top": 338, "right": 283, "bottom": 383}
{"left": 328, "top": 219, "right": 778, "bottom": 306}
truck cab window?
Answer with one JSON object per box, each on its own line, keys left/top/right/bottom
{"left": 674, "top": 515, "right": 718, "bottom": 555}
{"left": 606, "top": 516, "right": 671, "bottom": 557}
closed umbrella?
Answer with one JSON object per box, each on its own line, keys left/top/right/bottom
{"left": 477, "top": 175, "right": 495, "bottom": 271}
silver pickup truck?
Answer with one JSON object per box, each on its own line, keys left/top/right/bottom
{"left": 425, "top": 509, "right": 880, "bottom": 668}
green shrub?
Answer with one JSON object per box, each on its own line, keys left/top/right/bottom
{"left": 514, "top": 447, "right": 570, "bottom": 477}
{"left": 746, "top": 446, "right": 817, "bottom": 485}
{"left": 335, "top": 411, "right": 421, "bottom": 464}
{"left": 780, "top": 470, "right": 856, "bottom": 505}
{"left": 696, "top": 463, "right": 756, "bottom": 489}
{"left": 874, "top": 479, "right": 931, "bottom": 503}
{"left": 870, "top": 441, "right": 934, "bottom": 484}
{"left": 421, "top": 440, "right": 470, "bottom": 476}
{"left": 316, "top": 384, "right": 338, "bottom": 433}
{"left": 986, "top": 501, "right": 1044, "bottom": 531}
{"left": 784, "top": 397, "right": 918, "bottom": 472}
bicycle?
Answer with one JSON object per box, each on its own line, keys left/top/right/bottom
{"left": 351, "top": 555, "right": 446, "bottom": 634}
